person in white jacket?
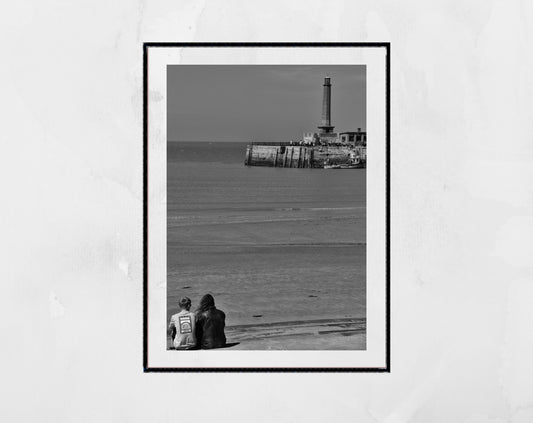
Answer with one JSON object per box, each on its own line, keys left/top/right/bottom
{"left": 168, "top": 297, "right": 197, "bottom": 350}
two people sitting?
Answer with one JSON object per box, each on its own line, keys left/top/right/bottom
{"left": 168, "top": 294, "right": 226, "bottom": 350}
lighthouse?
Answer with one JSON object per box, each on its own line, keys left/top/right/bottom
{"left": 245, "top": 72, "right": 366, "bottom": 168}
{"left": 318, "top": 75, "right": 334, "bottom": 134}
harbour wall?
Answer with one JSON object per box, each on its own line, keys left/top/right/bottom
{"left": 244, "top": 144, "right": 366, "bottom": 168}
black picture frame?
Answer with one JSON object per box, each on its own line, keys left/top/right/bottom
{"left": 143, "top": 42, "right": 390, "bottom": 372}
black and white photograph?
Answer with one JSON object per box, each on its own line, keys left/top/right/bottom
{"left": 166, "top": 65, "right": 367, "bottom": 351}
{"left": 145, "top": 44, "right": 389, "bottom": 370}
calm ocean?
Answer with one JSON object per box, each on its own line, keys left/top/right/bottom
{"left": 167, "top": 142, "right": 366, "bottom": 348}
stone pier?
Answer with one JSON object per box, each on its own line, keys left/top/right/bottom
{"left": 245, "top": 144, "right": 362, "bottom": 168}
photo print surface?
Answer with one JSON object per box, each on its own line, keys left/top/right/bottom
{"left": 166, "top": 65, "right": 367, "bottom": 351}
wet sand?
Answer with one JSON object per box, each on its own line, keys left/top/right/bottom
{"left": 167, "top": 223, "right": 366, "bottom": 349}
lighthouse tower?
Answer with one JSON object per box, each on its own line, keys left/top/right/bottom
{"left": 317, "top": 75, "right": 334, "bottom": 134}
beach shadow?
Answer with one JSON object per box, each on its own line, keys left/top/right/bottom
{"left": 219, "top": 342, "right": 240, "bottom": 349}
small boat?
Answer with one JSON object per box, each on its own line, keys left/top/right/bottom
{"left": 324, "top": 154, "right": 364, "bottom": 169}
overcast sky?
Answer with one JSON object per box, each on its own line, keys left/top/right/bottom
{"left": 167, "top": 65, "right": 365, "bottom": 143}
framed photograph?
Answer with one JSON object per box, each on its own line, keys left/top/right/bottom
{"left": 144, "top": 43, "right": 390, "bottom": 371}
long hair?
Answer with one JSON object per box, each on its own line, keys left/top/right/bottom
{"left": 196, "top": 294, "right": 215, "bottom": 314}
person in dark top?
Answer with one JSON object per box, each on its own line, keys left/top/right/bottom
{"left": 195, "top": 294, "right": 226, "bottom": 349}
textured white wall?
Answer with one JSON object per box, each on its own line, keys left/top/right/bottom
{"left": 1, "top": 0, "right": 532, "bottom": 422}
